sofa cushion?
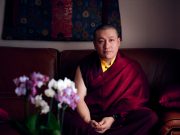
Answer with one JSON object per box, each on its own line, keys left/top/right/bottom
{"left": 159, "top": 86, "right": 180, "bottom": 108}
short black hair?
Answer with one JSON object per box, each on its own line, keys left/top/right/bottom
{"left": 93, "top": 24, "right": 120, "bottom": 40}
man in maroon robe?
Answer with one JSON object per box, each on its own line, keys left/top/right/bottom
{"left": 63, "top": 24, "right": 158, "bottom": 135}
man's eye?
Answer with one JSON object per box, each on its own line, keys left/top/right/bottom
{"left": 97, "top": 40, "right": 104, "bottom": 44}
{"left": 109, "top": 39, "right": 115, "bottom": 42}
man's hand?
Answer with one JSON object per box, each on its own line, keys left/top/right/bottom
{"left": 90, "top": 117, "right": 115, "bottom": 134}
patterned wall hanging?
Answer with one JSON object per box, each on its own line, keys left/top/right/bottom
{"left": 2, "top": 0, "right": 121, "bottom": 41}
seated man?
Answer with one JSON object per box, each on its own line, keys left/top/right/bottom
{"left": 63, "top": 24, "right": 158, "bottom": 135}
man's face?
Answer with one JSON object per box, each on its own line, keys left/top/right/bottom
{"left": 94, "top": 28, "right": 120, "bottom": 62}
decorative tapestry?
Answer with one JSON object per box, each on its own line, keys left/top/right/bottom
{"left": 2, "top": 0, "right": 121, "bottom": 41}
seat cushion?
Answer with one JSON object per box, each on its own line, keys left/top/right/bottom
{"left": 159, "top": 85, "right": 180, "bottom": 109}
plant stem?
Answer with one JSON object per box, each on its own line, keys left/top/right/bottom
{"left": 60, "top": 104, "right": 68, "bottom": 133}
{"left": 57, "top": 105, "right": 60, "bottom": 125}
{"left": 47, "top": 98, "right": 53, "bottom": 125}
{"left": 25, "top": 96, "right": 29, "bottom": 119}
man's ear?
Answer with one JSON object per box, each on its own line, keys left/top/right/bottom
{"left": 118, "top": 37, "right": 121, "bottom": 48}
{"left": 93, "top": 41, "right": 97, "bottom": 50}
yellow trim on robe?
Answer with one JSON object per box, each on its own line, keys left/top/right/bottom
{"left": 101, "top": 57, "right": 116, "bottom": 72}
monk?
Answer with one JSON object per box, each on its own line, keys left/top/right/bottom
{"left": 63, "top": 24, "right": 158, "bottom": 135}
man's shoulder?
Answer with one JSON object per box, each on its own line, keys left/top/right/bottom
{"left": 118, "top": 51, "right": 143, "bottom": 72}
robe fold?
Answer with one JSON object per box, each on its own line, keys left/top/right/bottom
{"left": 63, "top": 51, "right": 158, "bottom": 135}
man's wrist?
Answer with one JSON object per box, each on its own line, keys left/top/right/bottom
{"left": 112, "top": 114, "right": 121, "bottom": 121}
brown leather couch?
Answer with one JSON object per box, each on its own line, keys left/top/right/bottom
{"left": 0, "top": 46, "right": 180, "bottom": 135}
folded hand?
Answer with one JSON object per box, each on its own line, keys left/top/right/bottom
{"left": 90, "top": 117, "right": 114, "bottom": 134}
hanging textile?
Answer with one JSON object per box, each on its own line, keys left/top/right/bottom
{"left": 2, "top": 0, "right": 121, "bottom": 41}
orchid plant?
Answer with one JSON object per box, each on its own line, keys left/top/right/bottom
{"left": 13, "top": 72, "right": 79, "bottom": 135}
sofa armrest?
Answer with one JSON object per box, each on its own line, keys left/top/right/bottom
{"left": 171, "top": 130, "right": 180, "bottom": 135}
{"left": 160, "top": 112, "right": 180, "bottom": 135}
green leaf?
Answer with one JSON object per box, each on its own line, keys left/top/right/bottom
{"left": 13, "top": 113, "right": 61, "bottom": 135}
{"left": 25, "top": 114, "right": 39, "bottom": 135}
{"left": 47, "top": 112, "right": 61, "bottom": 131}
{"left": 52, "top": 130, "right": 61, "bottom": 135}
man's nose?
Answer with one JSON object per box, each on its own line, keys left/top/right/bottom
{"left": 104, "top": 41, "right": 110, "bottom": 49}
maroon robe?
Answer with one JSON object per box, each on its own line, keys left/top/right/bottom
{"left": 63, "top": 51, "right": 158, "bottom": 135}
{"left": 80, "top": 51, "right": 149, "bottom": 118}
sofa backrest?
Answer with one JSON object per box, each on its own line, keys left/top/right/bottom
{"left": 60, "top": 48, "right": 180, "bottom": 85}
{"left": 0, "top": 47, "right": 58, "bottom": 120}
{"left": 59, "top": 50, "right": 94, "bottom": 80}
{"left": 121, "top": 48, "right": 180, "bottom": 107}
{"left": 121, "top": 48, "right": 180, "bottom": 87}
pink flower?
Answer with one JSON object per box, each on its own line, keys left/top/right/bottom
{"left": 13, "top": 72, "right": 79, "bottom": 135}
{"left": 45, "top": 77, "right": 79, "bottom": 110}
{"left": 14, "top": 73, "right": 79, "bottom": 115}
{"left": 13, "top": 72, "right": 49, "bottom": 101}
{"left": 56, "top": 87, "right": 79, "bottom": 110}
{"left": 13, "top": 75, "right": 29, "bottom": 96}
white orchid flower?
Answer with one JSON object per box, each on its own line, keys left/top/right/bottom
{"left": 14, "top": 73, "right": 80, "bottom": 117}
{"left": 33, "top": 94, "right": 50, "bottom": 114}
{"left": 64, "top": 77, "right": 74, "bottom": 87}
{"left": 48, "top": 79, "right": 58, "bottom": 89}
{"left": 33, "top": 95, "right": 43, "bottom": 107}
{"left": 40, "top": 100, "right": 50, "bottom": 114}
{"left": 57, "top": 79, "right": 66, "bottom": 92}
{"left": 64, "top": 77, "right": 77, "bottom": 93}
{"left": 37, "top": 81, "right": 44, "bottom": 88}
{"left": 44, "top": 89, "right": 55, "bottom": 98}
{"left": 72, "top": 88, "right": 77, "bottom": 93}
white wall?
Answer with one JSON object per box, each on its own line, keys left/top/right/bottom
{"left": 119, "top": 0, "right": 176, "bottom": 48}
{"left": 0, "top": 0, "right": 178, "bottom": 51}
{"left": 175, "top": 0, "right": 180, "bottom": 48}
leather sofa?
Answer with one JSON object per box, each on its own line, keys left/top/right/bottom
{"left": 0, "top": 47, "right": 58, "bottom": 135}
{"left": 0, "top": 46, "right": 180, "bottom": 135}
